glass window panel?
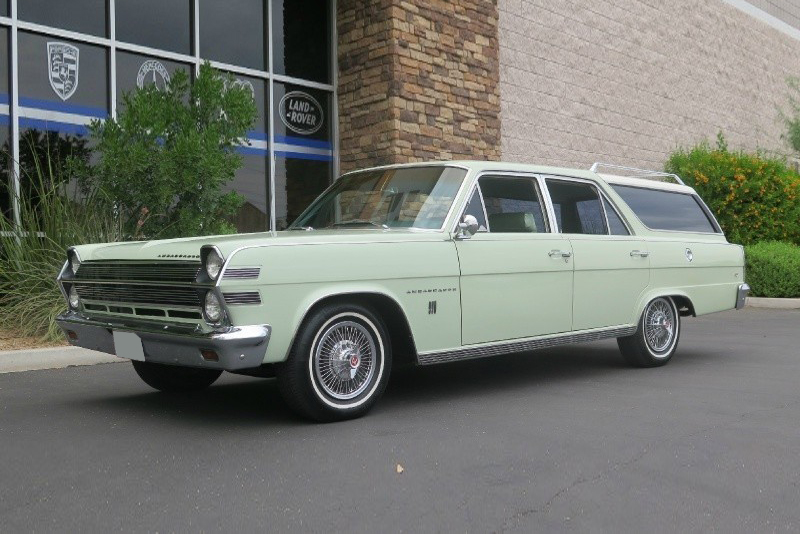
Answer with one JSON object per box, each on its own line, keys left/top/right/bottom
{"left": 275, "top": 157, "right": 332, "bottom": 230}
{"left": 272, "top": 0, "right": 331, "bottom": 83}
{"left": 18, "top": 32, "right": 108, "bottom": 119}
{"left": 611, "top": 185, "right": 718, "bottom": 233}
{"left": 116, "top": 0, "right": 191, "bottom": 54}
{"left": 200, "top": 0, "right": 266, "bottom": 70}
{"left": 0, "top": 27, "right": 8, "bottom": 219}
{"left": 19, "top": 0, "right": 107, "bottom": 37}
{"left": 115, "top": 51, "right": 191, "bottom": 105}
{"left": 0, "top": 0, "right": 7, "bottom": 18}
{"left": 479, "top": 176, "right": 548, "bottom": 233}
{"left": 220, "top": 72, "right": 266, "bottom": 135}
{"left": 546, "top": 180, "right": 607, "bottom": 235}
{"left": 603, "top": 196, "right": 629, "bottom": 236}
{"left": 462, "top": 187, "right": 488, "bottom": 232}
{"left": 223, "top": 153, "right": 269, "bottom": 233}
{"left": 273, "top": 83, "right": 332, "bottom": 163}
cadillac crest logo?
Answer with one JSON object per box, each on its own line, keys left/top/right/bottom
{"left": 137, "top": 60, "right": 170, "bottom": 90}
{"left": 279, "top": 91, "right": 323, "bottom": 135}
{"left": 48, "top": 42, "right": 79, "bottom": 101}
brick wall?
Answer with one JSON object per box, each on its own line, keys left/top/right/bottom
{"left": 337, "top": 0, "right": 501, "bottom": 173}
{"left": 500, "top": 0, "right": 800, "bottom": 169}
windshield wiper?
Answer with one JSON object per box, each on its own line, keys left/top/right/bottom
{"left": 328, "top": 220, "right": 389, "bottom": 229}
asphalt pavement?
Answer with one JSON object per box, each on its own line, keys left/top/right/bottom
{"left": 1, "top": 308, "right": 798, "bottom": 533}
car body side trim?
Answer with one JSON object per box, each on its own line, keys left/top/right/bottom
{"left": 416, "top": 325, "right": 637, "bottom": 365}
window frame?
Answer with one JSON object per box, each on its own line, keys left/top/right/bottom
{"left": 543, "top": 176, "right": 614, "bottom": 236}
{"left": 610, "top": 183, "right": 723, "bottom": 235}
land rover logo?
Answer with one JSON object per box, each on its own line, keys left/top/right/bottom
{"left": 279, "top": 91, "right": 323, "bottom": 135}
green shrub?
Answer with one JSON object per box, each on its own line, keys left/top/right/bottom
{"left": 665, "top": 136, "right": 800, "bottom": 246}
{"left": 0, "top": 159, "right": 118, "bottom": 341}
{"left": 744, "top": 241, "right": 800, "bottom": 298}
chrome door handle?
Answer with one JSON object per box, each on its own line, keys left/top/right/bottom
{"left": 630, "top": 250, "right": 650, "bottom": 258}
{"left": 549, "top": 250, "right": 572, "bottom": 258}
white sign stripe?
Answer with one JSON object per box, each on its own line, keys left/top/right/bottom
{"left": 19, "top": 106, "right": 95, "bottom": 126}
{"left": 0, "top": 103, "right": 9, "bottom": 115}
{"left": 273, "top": 142, "right": 332, "bottom": 156}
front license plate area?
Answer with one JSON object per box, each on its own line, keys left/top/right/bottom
{"left": 112, "top": 331, "right": 145, "bottom": 361}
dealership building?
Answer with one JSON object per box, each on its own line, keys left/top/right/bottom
{"left": 1, "top": 0, "right": 799, "bottom": 232}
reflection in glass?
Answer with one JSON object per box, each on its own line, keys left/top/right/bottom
{"left": 200, "top": 0, "right": 266, "bottom": 70}
{"left": 276, "top": 157, "right": 332, "bottom": 230}
{"left": 272, "top": 0, "right": 331, "bottom": 83}
{"left": 223, "top": 154, "right": 269, "bottom": 233}
{"left": 0, "top": 127, "right": 10, "bottom": 220}
{"left": 116, "top": 0, "right": 191, "bottom": 54}
{"left": 19, "top": 0, "right": 107, "bottom": 37}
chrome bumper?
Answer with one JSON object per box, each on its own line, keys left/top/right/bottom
{"left": 55, "top": 311, "right": 271, "bottom": 371}
{"left": 736, "top": 283, "right": 750, "bottom": 310}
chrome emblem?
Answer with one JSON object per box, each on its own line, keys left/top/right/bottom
{"left": 47, "top": 42, "right": 79, "bottom": 101}
{"left": 685, "top": 248, "right": 693, "bottom": 262}
{"left": 136, "top": 59, "right": 170, "bottom": 90}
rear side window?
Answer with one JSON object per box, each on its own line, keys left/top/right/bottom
{"left": 602, "top": 197, "right": 630, "bottom": 236}
{"left": 611, "top": 185, "right": 719, "bottom": 233}
{"left": 545, "top": 179, "right": 607, "bottom": 235}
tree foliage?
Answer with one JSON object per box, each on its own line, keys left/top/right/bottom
{"left": 79, "top": 62, "right": 257, "bottom": 239}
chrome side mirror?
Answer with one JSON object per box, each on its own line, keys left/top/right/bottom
{"left": 456, "top": 214, "right": 479, "bottom": 239}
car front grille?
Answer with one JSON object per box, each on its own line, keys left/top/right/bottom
{"left": 75, "top": 261, "right": 201, "bottom": 283}
{"left": 74, "top": 282, "right": 202, "bottom": 307}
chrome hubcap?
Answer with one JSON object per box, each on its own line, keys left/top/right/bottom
{"left": 314, "top": 320, "right": 376, "bottom": 400}
{"left": 644, "top": 299, "right": 675, "bottom": 354}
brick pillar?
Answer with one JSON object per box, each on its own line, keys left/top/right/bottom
{"left": 337, "top": 0, "right": 501, "bottom": 173}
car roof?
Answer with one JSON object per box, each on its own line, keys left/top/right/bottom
{"left": 346, "top": 160, "right": 697, "bottom": 194}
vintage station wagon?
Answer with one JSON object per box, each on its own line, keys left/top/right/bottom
{"left": 56, "top": 161, "right": 749, "bottom": 421}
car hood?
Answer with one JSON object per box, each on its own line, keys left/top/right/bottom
{"left": 75, "top": 228, "right": 451, "bottom": 261}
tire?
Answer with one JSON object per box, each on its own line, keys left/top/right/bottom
{"left": 617, "top": 296, "right": 681, "bottom": 368}
{"left": 132, "top": 360, "right": 222, "bottom": 392}
{"left": 278, "top": 302, "right": 392, "bottom": 422}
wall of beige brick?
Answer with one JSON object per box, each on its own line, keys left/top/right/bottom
{"left": 499, "top": 0, "right": 800, "bottom": 170}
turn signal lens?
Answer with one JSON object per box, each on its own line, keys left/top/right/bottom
{"left": 68, "top": 285, "right": 80, "bottom": 309}
{"left": 205, "top": 248, "right": 224, "bottom": 280}
{"left": 204, "top": 291, "right": 223, "bottom": 323}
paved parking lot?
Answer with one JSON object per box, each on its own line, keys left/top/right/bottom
{"left": 1, "top": 308, "right": 798, "bottom": 533}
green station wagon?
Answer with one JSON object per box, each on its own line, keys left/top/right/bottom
{"left": 56, "top": 161, "right": 749, "bottom": 421}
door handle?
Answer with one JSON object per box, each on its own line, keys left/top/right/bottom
{"left": 630, "top": 250, "right": 650, "bottom": 258}
{"left": 549, "top": 250, "right": 572, "bottom": 259}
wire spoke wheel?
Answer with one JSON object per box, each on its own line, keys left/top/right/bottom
{"left": 644, "top": 298, "right": 676, "bottom": 355}
{"left": 313, "top": 320, "right": 377, "bottom": 401}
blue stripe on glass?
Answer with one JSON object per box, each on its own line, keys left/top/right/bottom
{"left": 236, "top": 146, "right": 269, "bottom": 156}
{"left": 19, "top": 117, "right": 89, "bottom": 136}
{"left": 19, "top": 96, "right": 107, "bottom": 119}
{"left": 0, "top": 114, "right": 9, "bottom": 126}
{"left": 0, "top": 93, "right": 9, "bottom": 105}
{"left": 274, "top": 150, "right": 333, "bottom": 162}
{"left": 246, "top": 130, "right": 268, "bottom": 141}
{"left": 274, "top": 135, "right": 332, "bottom": 150}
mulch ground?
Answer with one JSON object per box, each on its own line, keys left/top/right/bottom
{"left": 0, "top": 330, "right": 68, "bottom": 352}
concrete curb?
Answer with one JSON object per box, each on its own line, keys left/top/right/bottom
{"left": 746, "top": 297, "right": 800, "bottom": 309}
{"left": 0, "top": 346, "right": 122, "bottom": 374}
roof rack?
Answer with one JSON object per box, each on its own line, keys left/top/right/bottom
{"left": 589, "top": 162, "right": 685, "bottom": 186}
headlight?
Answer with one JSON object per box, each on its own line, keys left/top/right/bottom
{"left": 68, "top": 285, "right": 80, "bottom": 309}
{"left": 205, "top": 248, "right": 224, "bottom": 280}
{"left": 204, "top": 291, "right": 223, "bottom": 323}
{"left": 69, "top": 249, "right": 81, "bottom": 274}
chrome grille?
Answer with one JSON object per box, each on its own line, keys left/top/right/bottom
{"left": 222, "top": 291, "right": 262, "bottom": 305}
{"left": 223, "top": 267, "right": 260, "bottom": 280}
{"left": 74, "top": 282, "right": 201, "bottom": 307}
{"left": 75, "top": 261, "right": 201, "bottom": 283}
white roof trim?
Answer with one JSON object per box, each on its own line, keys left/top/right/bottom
{"left": 597, "top": 174, "right": 697, "bottom": 194}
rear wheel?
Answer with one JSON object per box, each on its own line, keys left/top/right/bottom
{"left": 618, "top": 296, "right": 680, "bottom": 367}
{"left": 278, "top": 302, "right": 391, "bottom": 422}
{"left": 132, "top": 360, "right": 222, "bottom": 392}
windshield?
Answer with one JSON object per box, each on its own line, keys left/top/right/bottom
{"left": 290, "top": 166, "right": 467, "bottom": 230}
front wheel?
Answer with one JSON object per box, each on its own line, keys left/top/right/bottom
{"left": 132, "top": 360, "right": 223, "bottom": 392}
{"left": 278, "top": 303, "right": 392, "bottom": 422}
{"left": 618, "top": 296, "right": 681, "bottom": 367}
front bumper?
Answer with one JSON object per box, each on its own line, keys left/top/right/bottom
{"left": 736, "top": 283, "right": 750, "bottom": 310}
{"left": 55, "top": 311, "right": 270, "bottom": 371}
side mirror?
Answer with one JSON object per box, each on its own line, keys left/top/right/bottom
{"left": 456, "top": 214, "right": 479, "bottom": 239}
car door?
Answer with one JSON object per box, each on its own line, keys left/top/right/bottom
{"left": 543, "top": 177, "right": 650, "bottom": 331}
{"left": 454, "top": 174, "right": 574, "bottom": 345}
